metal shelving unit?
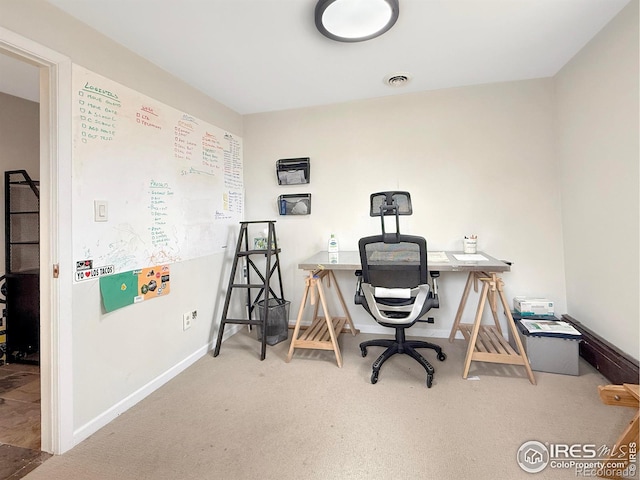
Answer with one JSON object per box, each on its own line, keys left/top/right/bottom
{"left": 4, "top": 170, "right": 40, "bottom": 364}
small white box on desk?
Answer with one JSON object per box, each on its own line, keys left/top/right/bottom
{"left": 513, "top": 296, "right": 554, "bottom": 316}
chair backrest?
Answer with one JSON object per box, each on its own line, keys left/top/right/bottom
{"left": 359, "top": 233, "right": 428, "bottom": 289}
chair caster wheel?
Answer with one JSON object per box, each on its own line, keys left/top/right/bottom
{"left": 371, "top": 371, "right": 379, "bottom": 384}
{"left": 361, "top": 347, "right": 367, "bottom": 357}
{"left": 426, "top": 374, "right": 433, "bottom": 388}
{"left": 437, "top": 352, "right": 446, "bottom": 361}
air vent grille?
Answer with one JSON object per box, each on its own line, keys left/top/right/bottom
{"left": 384, "top": 72, "right": 412, "bottom": 87}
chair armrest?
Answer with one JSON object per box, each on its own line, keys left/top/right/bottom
{"left": 354, "top": 271, "right": 364, "bottom": 305}
{"left": 429, "top": 271, "right": 440, "bottom": 308}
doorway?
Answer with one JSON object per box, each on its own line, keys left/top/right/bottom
{"left": 0, "top": 55, "right": 41, "bottom": 454}
{"left": 0, "top": 26, "right": 74, "bottom": 455}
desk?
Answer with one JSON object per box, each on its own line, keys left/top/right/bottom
{"left": 297, "top": 250, "right": 510, "bottom": 273}
{"left": 289, "top": 251, "right": 534, "bottom": 383}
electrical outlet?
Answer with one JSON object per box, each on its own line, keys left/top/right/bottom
{"left": 183, "top": 311, "right": 192, "bottom": 331}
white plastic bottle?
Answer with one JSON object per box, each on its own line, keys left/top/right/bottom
{"left": 328, "top": 234, "right": 339, "bottom": 253}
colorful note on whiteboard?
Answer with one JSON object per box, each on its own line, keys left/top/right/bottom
{"left": 99, "top": 265, "right": 170, "bottom": 312}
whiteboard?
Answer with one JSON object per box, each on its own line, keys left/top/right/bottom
{"left": 72, "top": 65, "right": 243, "bottom": 279}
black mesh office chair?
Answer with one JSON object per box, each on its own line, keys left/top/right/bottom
{"left": 355, "top": 192, "right": 446, "bottom": 388}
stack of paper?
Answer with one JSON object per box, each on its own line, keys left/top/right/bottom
{"left": 453, "top": 253, "right": 488, "bottom": 262}
{"left": 427, "top": 251, "right": 449, "bottom": 262}
{"left": 519, "top": 319, "right": 581, "bottom": 336}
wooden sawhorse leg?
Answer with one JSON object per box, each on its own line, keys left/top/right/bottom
{"left": 449, "top": 271, "right": 476, "bottom": 343}
{"left": 286, "top": 269, "right": 357, "bottom": 367}
{"left": 451, "top": 271, "right": 536, "bottom": 384}
{"left": 597, "top": 384, "right": 639, "bottom": 479}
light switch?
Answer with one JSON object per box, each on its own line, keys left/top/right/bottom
{"left": 94, "top": 200, "right": 108, "bottom": 222}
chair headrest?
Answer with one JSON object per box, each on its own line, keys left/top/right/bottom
{"left": 370, "top": 191, "right": 412, "bottom": 217}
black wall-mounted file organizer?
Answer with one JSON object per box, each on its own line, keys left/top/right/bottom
{"left": 276, "top": 158, "right": 310, "bottom": 185}
{"left": 278, "top": 194, "right": 311, "bottom": 215}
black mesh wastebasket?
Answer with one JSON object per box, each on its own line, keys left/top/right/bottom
{"left": 256, "top": 298, "right": 290, "bottom": 346}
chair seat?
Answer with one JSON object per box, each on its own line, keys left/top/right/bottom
{"left": 360, "top": 283, "right": 432, "bottom": 325}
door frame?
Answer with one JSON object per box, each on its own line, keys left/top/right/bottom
{"left": 0, "top": 26, "right": 73, "bottom": 454}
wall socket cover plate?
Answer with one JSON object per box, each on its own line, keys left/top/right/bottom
{"left": 183, "top": 312, "right": 192, "bottom": 330}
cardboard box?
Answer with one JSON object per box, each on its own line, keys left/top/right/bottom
{"left": 508, "top": 313, "right": 581, "bottom": 376}
{"left": 514, "top": 296, "right": 554, "bottom": 316}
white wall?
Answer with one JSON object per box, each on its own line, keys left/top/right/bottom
{"left": 244, "top": 79, "right": 567, "bottom": 338}
{"left": 0, "top": 0, "right": 243, "bottom": 440}
{"left": 555, "top": 0, "right": 639, "bottom": 358}
{"left": 0, "top": 91, "right": 40, "bottom": 277}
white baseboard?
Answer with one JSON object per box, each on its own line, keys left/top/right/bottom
{"left": 73, "top": 324, "right": 242, "bottom": 447}
{"left": 72, "top": 320, "right": 452, "bottom": 447}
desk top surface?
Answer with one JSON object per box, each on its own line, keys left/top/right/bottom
{"left": 298, "top": 250, "right": 510, "bottom": 273}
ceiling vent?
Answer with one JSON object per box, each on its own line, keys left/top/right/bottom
{"left": 384, "top": 73, "right": 412, "bottom": 87}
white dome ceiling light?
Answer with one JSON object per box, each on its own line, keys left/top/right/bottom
{"left": 315, "top": 0, "right": 400, "bottom": 43}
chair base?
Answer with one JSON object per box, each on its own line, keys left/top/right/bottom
{"left": 359, "top": 328, "right": 446, "bottom": 388}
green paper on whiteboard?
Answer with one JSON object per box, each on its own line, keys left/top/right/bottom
{"left": 100, "top": 271, "right": 138, "bottom": 312}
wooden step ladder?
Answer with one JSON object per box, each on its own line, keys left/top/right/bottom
{"left": 213, "top": 220, "right": 284, "bottom": 360}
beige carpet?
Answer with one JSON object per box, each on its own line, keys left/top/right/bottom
{"left": 25, "top": 329, "right": 633, "bottom": 480}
